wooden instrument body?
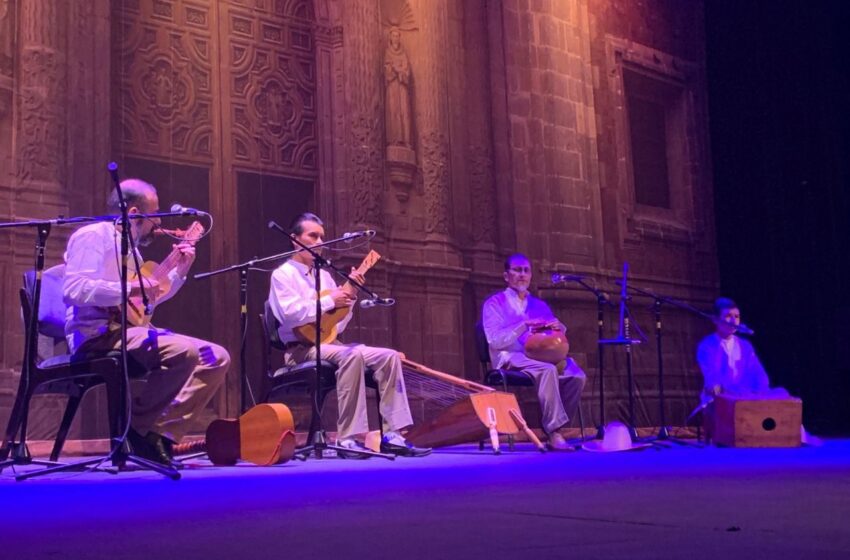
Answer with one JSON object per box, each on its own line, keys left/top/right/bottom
{"left": 205, "top": 403, "right": 296, "bottom": 466}
{"left": 126, "top": 221, "right": 205, "bottom": 327}
{"left": 405, "top": 392, "right": 523, "bottom": 448}
{"left": 524, "top": 328, "right": 569, "bottom": 364}
{"left": 712, "top": 395, "right": 802, "bottom": 448}
{"left": 293, "top": 250, "right": 381, "bottom": 345}
{"left": 399, "top": 358, "right": 544, "bottom": 451}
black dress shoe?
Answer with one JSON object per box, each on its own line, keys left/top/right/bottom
{"left": 127, "top": 429, "right": 182, "bottom": 469}
{"left": 380, "top": 438, "right": 432, "bottom": 458}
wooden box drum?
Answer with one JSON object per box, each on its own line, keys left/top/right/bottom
{"left": 712, "top": 395, "right": 802, "bottom": 448}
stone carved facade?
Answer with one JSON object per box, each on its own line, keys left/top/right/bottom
{"left": 0, "top": 0, "right": 719, "bottom": 437}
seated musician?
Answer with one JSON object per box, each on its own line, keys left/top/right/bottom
{"left": 697, "top": 297, "right": 819, "bottom": 443}
{"left": 267, "top": 213, "right": 430, "bottom": 458}
{"left": 63, "top": 179, "right": 230, "bottom": 467}
{"left": 697, "top": 297, "right": 788, "bottom": 402}
{"left": 481, "top": 253, "right": 586, "bottom": 450}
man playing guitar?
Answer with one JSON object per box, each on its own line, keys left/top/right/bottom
{"left": 267, "top": 213, "right": 429, "bottom": 457}
{"left": 63, "top": 179, "right": 230, "bottom": 467}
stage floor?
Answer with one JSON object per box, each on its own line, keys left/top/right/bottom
{"left": 2, "top": 440, "right": 849, "bottom": 559}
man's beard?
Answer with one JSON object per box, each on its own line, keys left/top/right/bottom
{"left": 136, "top": 230, "right": 155, "bottom": 247}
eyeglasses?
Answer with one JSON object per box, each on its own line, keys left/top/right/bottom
{"left": 508, "top": 266, "right": 531, "bottom": 274}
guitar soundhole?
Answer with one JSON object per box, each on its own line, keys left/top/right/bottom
{"left": 762, "top": 417, "right": 777, "bottom": 431}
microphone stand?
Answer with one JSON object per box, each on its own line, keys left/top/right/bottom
{"left": 194, "top": 249, "right": 304, "bottom": 414}
{"left": 267, "top": 222, "right": 394, "bottom": 461}
{"left": 615, "top": 284, "right": 701, "bottom": 446}
{"left": 548, "top": 274, "right": 613, "bottom": 442}
{"left": 15, "top": 164, "right": 184, "bottom": 481}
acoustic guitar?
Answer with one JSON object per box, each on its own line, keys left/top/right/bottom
{"left": 172, "top": 403, "right": 296, "bottom": 466}
{"left": 125, "top": 221, "right": 205, "bottom": 327}
{"left": 293, "top": 250, "right": 381, "bottom": 345}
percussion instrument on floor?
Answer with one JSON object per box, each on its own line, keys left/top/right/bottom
{"left": 711, "top": 394, "right": 802, "bottom": 447}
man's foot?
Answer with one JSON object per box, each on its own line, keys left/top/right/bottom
{"left": 546, "top": 431, "right": 572, "bottom": 451}
{"left": 336, "top": 438, "right": 372, "bottom": 460}
{"left": 380, "top": 432, "right": 432, "bottom": 457}
{"left": 127, "top": 429, "right": 183, "bottom": 469}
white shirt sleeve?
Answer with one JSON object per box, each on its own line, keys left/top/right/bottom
{"left": 63, "top": 228, "right": 123, "bottom": 307}
{"left": 482, "top": 296, "right": 526, "bottom": 351}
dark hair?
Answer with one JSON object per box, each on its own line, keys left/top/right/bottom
{"left": 289, "top": 212, "right": 323, "bottom": 235}
{"left": 713, "top": 297, "right": 738, "bottom": 317}
{"left": 107, "top": 179, "right": 156, "bottom": 213}
{"left": 504, "top": 253, "right": 530, "bottom": 271}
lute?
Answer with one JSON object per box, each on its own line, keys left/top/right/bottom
{"left": 293, "top": 250, "right": 381, "bottom": 345}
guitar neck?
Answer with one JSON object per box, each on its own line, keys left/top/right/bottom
{"left": 149, "top": 222, "right": 204, "bottom": 281}
{"left": 342, "top": 250, "right": 381, "bottom": 289}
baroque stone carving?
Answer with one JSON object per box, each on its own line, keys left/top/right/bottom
{"left": 18, "top": 48, "right": 64, "bottom": 184}
{"left": 350, "top": 112, "right": 384, "bottom": 226}
{"left": 421, "top": 131, "right": 451, "bottom": 235}
{"left": 467, "top": 144, "right": 496, "bottom": 244}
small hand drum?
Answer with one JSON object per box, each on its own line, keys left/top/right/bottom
{"left": 524, "top": 329, "right": 569, "bottom": 364}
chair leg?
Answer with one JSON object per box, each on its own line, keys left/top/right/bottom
{"left": 1, "top": 392, "right": 28, "bottom": 460}
{"left": 103, "top": 375, "right": 127, "bottom": 454}
{"left": 501, "top": 376, "right": 516, "bottom": 451}
{"left": 51, "top": 394, "right": 84, "bottom": 462}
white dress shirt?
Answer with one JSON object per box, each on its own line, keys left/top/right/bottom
{"left": 482, "top": 288, "right": 560, "bottom": 368}
{"left": 63, "top": 221, "right": 185, "bottom": 352}
{"left": 697, "top": 333, "right": 770, "bottom": 402}
{"left": 268, "top": 259, "right": 354, "bottom": 344}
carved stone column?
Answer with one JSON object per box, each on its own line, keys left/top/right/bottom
{"left": 0, "top": 0, "right": 15, "bottom": 189}
{"left": 462, "top": 1, "right": 497, "bottom": 253}
{"left": 16, "top": 0, "right": 66, "bottom": 191}
{"left": 343, "top": 0, "right": 384, "bottom": 230}
{"left": 415, "top": 0, "right": 453, "bottom": 241}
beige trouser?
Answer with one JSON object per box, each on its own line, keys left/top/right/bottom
{"left": 286, "top": 342, "right": 414, "bottom": 440}
{"left": 77, "top": 327, "right": 230, "bottom": 442}
{"left": 501, "top": 352, "right": 586, "bottom": 434}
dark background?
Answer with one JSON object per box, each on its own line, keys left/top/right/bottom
{"left": 705, "top": 1, "right": 850, "bottom": 434}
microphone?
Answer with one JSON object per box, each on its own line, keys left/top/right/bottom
{"left": 734, "top": 323, "right": 755, "bottom": 336}
{"left": 268, "top": 221, "right": 286, "bottom": 234}
{"left": 342, "top": 230, "right": 376, "bottom": 242}
{"left": 170, "top": 203, "right": 207, "bottom": 215}
{"left": 360, "top": 297, "right": 395, "bottom": 308}
{"left": 551, "top": 272, "right": 586, "bottom": 284}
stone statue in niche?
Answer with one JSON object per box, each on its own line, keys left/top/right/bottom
{"left": 381, "top": 3, "right": 418, "bottom": 202}
{"left": 384, "top": 27, "right": 411, "bottom": 148}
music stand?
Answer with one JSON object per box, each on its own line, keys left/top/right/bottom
{"left": 267, "top": 222, "right": 394, "bottom": 461}
{"left": 619, "top": 284, "right": 702, "bottom": 447}
{"left": 598, "top": 262, "right": 644, "bottom": 441}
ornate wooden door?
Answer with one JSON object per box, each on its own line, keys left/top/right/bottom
{"left": 112, "top": 0, "right": 318, "bottom": 420}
